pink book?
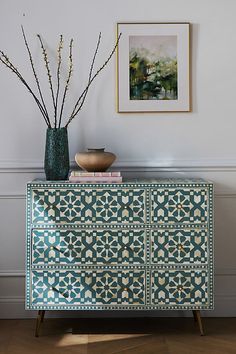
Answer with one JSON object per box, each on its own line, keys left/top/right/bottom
{"left": 94, "top": 172, "right": 121, "bottom": 177}
{"left": 69, "top": 176, "right": 123, "bottom": 183}
{"left": 70, "top": 171, "right": 95, "bottom": 177}
{"left": 71, "top": 171, "right": 121, "bottom": 177}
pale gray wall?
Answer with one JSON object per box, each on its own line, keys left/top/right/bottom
{"left": 0, "top": 0, "right": 236, "bottom": 318}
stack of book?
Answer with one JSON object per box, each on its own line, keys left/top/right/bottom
{"left": 69, "top": 171, "right": 122, "bottom": 183}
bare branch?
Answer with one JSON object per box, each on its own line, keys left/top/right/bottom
{"left": 55, "top": 34, "right": 63, "bottom": 128}
{"left": 58, "top": 38, "right": 73, "bottom": 128}
{"left": 65, "top": 33, "right": 121, "bottom": 128}
{"left": 69, "top": 32, "right": 101, "bottom": 120}
{"left": 21, "top": 25, "right": 51, "bottom": 127}
{"left": 0, "top": 29, "right": 121, "bottom": 130}
{"left": 37, "top": 34, "right": 57, "bottom": 123}
{"left": 0, "top": 51, "right": 50, "bottom": 127}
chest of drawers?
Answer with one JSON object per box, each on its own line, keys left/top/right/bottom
{"left": 26, "top": 179, "right": 213, "bottom": 333}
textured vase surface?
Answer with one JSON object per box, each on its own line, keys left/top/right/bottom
{"left": 44, "top": 128, "right": 69, "bottom": 180}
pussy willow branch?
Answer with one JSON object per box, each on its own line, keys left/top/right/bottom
{"left": 58, "top": 38, "right": 73, "bottom": 128}
{"left": 0, "top": 29, "right": 121, "bottom": 129}
{"left": 65, "top": 32, "right": 121, "bottom": 128}
{"left": 0, "top": 51, "right": 50, "bottom": 127}
{"left": 55, "top": 35, "right": 63, "bottom": 128}
{"left": 21, "top": 26, "right": 51, "bottom": 127}
{"left": 69, "top": 32, "right": 101, "bottom": 122}
{"left": 37, "top": 34, "right": 57, "bottom": 123}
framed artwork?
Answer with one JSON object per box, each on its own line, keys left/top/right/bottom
{"left": 117, "top": 23, "right": 190, "bottom": 113}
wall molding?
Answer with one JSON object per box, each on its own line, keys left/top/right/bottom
{"left": 214, "top": 194, "right": 236, "bottom": 198}
{"left": 0, "top": 271, "right": 25, "bottom": 277}
{"left": 2, "top": 159, "right": 236, "bottom": 173}
{"left": 0, "top": 296, "right": 24, "bottom": 304}
{"left": 0, "top": 195, "right": 26, "bottom": 199}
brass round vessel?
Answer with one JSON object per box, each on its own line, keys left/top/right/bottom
{"left": 75, "top": 148, "right": 116, "bottom": 172}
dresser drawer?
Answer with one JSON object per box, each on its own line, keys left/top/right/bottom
{"left": 32, "top": 228, "right": 146, "bottom": 265}
{"left": 151, "top": 269, "right": 211, "bottom": 307}
{"left": 31, "top": 269, "right": 146, "bottom": 307}
{"left": 150, "top": 188, "right": 209, "bottom": 224}
{"left": 31, "top": 188, "right": 146, "bottom": 224}
{"left": 151, "top": 228, "right": 208, "bottom": 265}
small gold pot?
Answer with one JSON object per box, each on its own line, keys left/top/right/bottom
{"left": 75, "top": 148, "right": 116, "bottom": 172}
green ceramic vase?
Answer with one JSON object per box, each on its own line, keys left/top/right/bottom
{"left": 44, "top": 127, "right": 70, "bottom": 180}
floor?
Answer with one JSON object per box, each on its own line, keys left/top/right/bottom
{"left": 0, "top": 317, "right": 236, "bottom": 354}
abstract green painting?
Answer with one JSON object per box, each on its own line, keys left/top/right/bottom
{"left": 129, "top": 35, "right": 177, "bottom": 101}
{"left": 117, "top": 23, "right": 190, "bottom": 112}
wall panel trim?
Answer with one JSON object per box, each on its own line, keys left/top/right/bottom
{"left": 0, "top": 195, "right": 26, "bottom": 199}
{"left": 2, "top": 159, "right": 236, "bottom": 173}
{"left": 0, "top": 271, "right": 25, "bottom": 277}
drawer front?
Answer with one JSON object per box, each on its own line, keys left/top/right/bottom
{"left": 151, "top": 228, "right": 208, "bottom": 265}
{"left": 32, "top": 228, "right": 146, "bottom": 265}
{"left": 32, "top": 188, "right": 146, "bottom": 224}
{"left": 151, "top": 269, "right": 210, "bottom": 307}
{"left": 151, "top": 188, "right": 208, "bottom": 224}
{"left": 31, "top": 269, "right": 145, "bottom": 306}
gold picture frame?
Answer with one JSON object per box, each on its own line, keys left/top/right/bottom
{"left": 117, "top": 22, "right": 190, "bottom": 113}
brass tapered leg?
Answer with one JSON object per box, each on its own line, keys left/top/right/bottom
{"left": 192, "top": 310, "right": 197, "bottom": 322}
{"left": 41, "top": 310, "right": 45, "bottom": 323}
{"left": 35, "top": 310, "right": 45, "bottom": 337}
{"left": 193, "top": 310, "right": 205, "bottom": 336}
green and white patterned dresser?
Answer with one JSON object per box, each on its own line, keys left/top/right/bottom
{"left": 26, "top": 179, "right": 213, "bottom": 336}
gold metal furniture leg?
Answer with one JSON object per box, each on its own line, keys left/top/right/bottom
{"left": 193, "top": 310, "right": 205, "bottom": 336}
{"left": 192, "top": 310, "right": 197, "bottom": 322}
{"left": 41, "top": 310, "right": 45, "bottom": 323}
{"left": 35, "top": 310, "right": 45, "bottom": 337}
